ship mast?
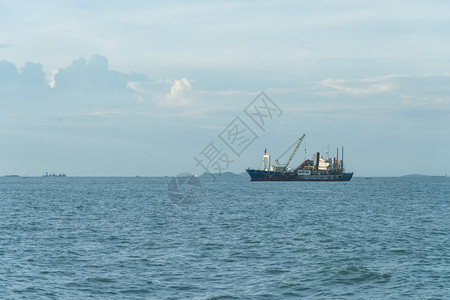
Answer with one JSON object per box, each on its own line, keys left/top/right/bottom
{"left": 326, "top": 141, "right": 330, "bottom": 159}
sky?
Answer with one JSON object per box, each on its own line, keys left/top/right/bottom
{"left": 1, "top": 0, "right": 450, "bottom": 177}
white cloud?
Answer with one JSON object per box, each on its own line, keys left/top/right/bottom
{"left": 126, "top": 78, "right": 196, "bottom": 106}
{"left": 313, "top": 74, "right": 450, "bottom": 107}
{"left": 127, "top": 81, "right": 148, "bottom": 93}
{"left": 318, "top": 76, "right": 395, "bottom": 96}
{"left": 400, "top": 95, "right": 450, "bottom": 106}
{"left": 46, "top": 69, "right": 58, "bottom": 88}
{"left": 164, "top": 78, "right": 191, "bottom": 106}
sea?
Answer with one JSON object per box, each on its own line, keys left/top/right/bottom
{"left": 0, "top": 176, "right": 448, "bottom": 299}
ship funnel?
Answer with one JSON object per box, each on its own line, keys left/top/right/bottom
{"left": 315, "top": 152, "right": 320, "bottom": 170}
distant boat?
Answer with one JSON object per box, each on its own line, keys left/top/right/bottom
{"left": 43, "top": 172, "right": 66, "bottom": 177}
{"left": 4, "top": 175, "right": 20, "bottom": 177}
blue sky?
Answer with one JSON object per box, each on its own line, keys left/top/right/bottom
{"left": 1, "top": 0, "right": 450, "bottom": 176}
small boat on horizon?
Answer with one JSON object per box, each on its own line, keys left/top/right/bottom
{"left": 42, "top": 172, "right": 66, "bottom": 177}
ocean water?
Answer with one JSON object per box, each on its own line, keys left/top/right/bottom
{"left": 0, "top": 176, "right": 449, "bottom": 299}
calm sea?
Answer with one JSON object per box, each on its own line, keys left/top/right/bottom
{"left": 0, "top": 176, "right": 448, "bottom": 299}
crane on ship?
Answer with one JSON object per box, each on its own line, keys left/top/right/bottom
{"left": 273, "top": 134, "right": 305, "bottom": 172}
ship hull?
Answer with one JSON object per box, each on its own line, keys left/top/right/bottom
{"left": 246, "top": 169, "right": 353, "bottom": 181}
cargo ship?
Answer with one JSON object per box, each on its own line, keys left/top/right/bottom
{"left": 246, "top": 134, "right": 353, "bottom": 181}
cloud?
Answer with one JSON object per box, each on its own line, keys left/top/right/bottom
{"left": 53, "top": 54, "right": 147, "bottom": 93}
{"left": 1, "top": 54, "right": 148, "bottom": 94}
{"left": 20, "top": 62, "right": 48, "bottom": 87}
{"left": 128, "top": 79, "right": 257, "bottom": 108}
{"left": 318, "top": 76, "right": 395, "bottom": 96}
{"left": 0, "top": 60, "right": 48, "bottom": 90}
{"left": 315, "top": 74, "right": 450, "bottom": 106}
{"left": 0, "top": 43, "right": 12, "bottom": 48}
{"left": 126, "top": 79, "right": 190, "bottom": 106}
{"left": 0, "top": 60, "right": 19, "bottom": 86}
{"left": 0, "top": 55, "right": 151, "bottom": 111}
{"left": 164, "top": 78, "right": 191, "bottom": 106}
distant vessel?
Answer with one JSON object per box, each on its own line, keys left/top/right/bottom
{"left": 246, "top": 134, "right": 353, "bottom": 181}
{"left": 43, "top": 172, "right": 66, "bottom": 177}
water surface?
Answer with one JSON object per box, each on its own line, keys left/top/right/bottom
{"left": 1, "top": 176, "right": 448, "bottom": 299}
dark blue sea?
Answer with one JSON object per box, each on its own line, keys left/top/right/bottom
{"left": 1, "top": 176, "right": 449, "bottom": 299}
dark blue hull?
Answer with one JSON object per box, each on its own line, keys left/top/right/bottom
{"left": 246, "top": 169, "right": 353, "bottom": 181}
